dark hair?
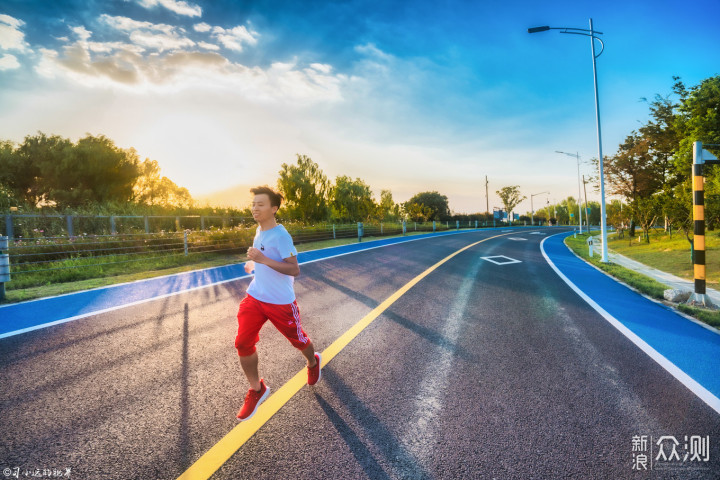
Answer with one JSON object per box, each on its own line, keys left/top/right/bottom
{"left": 250, "top": 186, "right": 283, "bottom": 209}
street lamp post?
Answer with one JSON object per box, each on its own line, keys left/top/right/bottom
{"left": 531, "top": 191, "right": 550, "bottom": 226}
{"left": 529, "top": 19, "right": 609, "bottom": 262}
{"left": 556, "top": 151, "right": 583, "bottom": 233}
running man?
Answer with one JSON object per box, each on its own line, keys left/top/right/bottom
{"left": 235, "top": 186, "right": 321, "bottom": 421}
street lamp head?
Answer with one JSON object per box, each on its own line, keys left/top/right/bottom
{"left": 528, "top": 26, "right": 550, "bottom": 33}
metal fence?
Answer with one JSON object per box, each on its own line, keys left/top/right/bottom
{"left": 1, "top": 214, "right": 502, "bottom": 240}
{"left": 1, "top": 213, "right": 257, "bottom": 240}
{"left": 0, "top": 219, "right": 489, "bottom": 297}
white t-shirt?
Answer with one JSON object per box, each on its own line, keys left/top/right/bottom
{"left": 246, "top": 224, "right": 298, "bottom": 305}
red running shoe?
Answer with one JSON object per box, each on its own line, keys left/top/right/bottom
{"left": 307, "top": 353, "right": 322, "bottom": 386}
{"left": 237, "top": 379, "right": 270, "bottom": 421}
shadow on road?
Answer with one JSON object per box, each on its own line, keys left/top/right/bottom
{"left": 307, "top": 270, "right": 472, "bottom": 362}
{"left": 313, "top": 365, "right": 431, "bottom": 479}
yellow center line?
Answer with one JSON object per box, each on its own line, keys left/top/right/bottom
{"left": 177, "top": 231, "right": 515, "bottom": 480}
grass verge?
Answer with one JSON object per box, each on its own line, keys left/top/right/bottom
{"left": 606, "top": 227, "right": 720, "bottom": 286}
{"left": 565, "top": 233, "right": 720, "bottom": 329}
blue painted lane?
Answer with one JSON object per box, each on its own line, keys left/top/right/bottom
{"left": 0, "top": 228, "right": 498, "bottom": 338}
{"left": 0, "top": 263, "right": 249, "bottom": 337}
{"left": 543, "top": 232, "right": 720, "bottom": 401}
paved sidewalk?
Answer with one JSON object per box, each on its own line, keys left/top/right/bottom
{"left": 591, "top": 234, "right": 720, "bottom": 305}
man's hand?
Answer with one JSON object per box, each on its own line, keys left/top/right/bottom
{"left": 244, "top": 260, "right": 255, "bottom": 274}
{"left": 246, "top": 247, "right": 300, "bottom": 277}
{"left": 247, "top": 246, "right": 268, "bottom": 264}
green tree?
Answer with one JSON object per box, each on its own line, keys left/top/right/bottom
{"left": 602, "top": 133, "right": 662, "bottom": 203}
{"left": 561, "top": 196, "right": 580, "bottom": 226}
{"left": 1, "top": 133, "right": 71, "bottom": 206}
{"left": 0, "top": 133, "right": 142, "bottom": 209}
{"left": 277, "top": 154, "right": 330, "bottom": 222}
{"left": 606, "top": 200, "right": 629, "bottom": 238}
{"left": 639, "top": 94, "right": 680, "bottom": 188}
{"left": 47, "top": 135, "right": 141, "bottom": 208}
{"left": 496, "top": 186, "right": 526, "bottom": 224}
{"left": 405, "top": 191, "right": 449, "bottom": 221}
{"left": 0, "top": 141, "right": 22, "bottom": 209}
{"left": 555, "top": 204, "right": 569, "bottom": 225}
{"left": 673, "top": 75, "right": 720, "bottom": 235}
{"left": 632, "top": 195, "right": 660, "bottom": 243}
{"left": 330, "top": 176, "right": 376, "bottom": 221}
{"left": 672, "top": 75, "right": 720, "bottom": 176}
{"left": 134, "top": 158, "right": 193, "bottom": 209}
{"left": 134, "top": 158, "right": 162, "bottom": 206}
{"left": 406, "top": 202, "right": 433, "bottom": 222}
{"left": 661, "top": 187, "right": 691, "bottom": 239}
{"left": 377, "top": 189, "right": 399, "bottom": 221}
{"left": 598, "top": 132, "right": 664, "bottom": 236}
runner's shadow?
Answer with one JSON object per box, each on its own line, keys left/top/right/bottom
{"left": 313, "top": 393, "right": 391, "bottom": 480}
{"left": 308, "top": 273, "right": 472, "bottom": 362}
{"left": 313, "top": 366, "right": 431, "bottom": 479}
{"left": 178, "top": 303, "right": 190, "bottom": 467}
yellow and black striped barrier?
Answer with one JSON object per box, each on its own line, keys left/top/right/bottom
{"left": 691, "top": 141, "right": 720, "bottom": 306}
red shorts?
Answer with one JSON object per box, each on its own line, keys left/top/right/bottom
{"left": 235, "top": 294, "right": 310, "bottom": 356}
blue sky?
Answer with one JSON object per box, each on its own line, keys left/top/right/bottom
{"left": 1, "top": 0, "right": 719, "bottom": 213}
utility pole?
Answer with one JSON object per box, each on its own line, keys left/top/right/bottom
{"left": 582, "top": 175, "right": 590, "bottom": 232}
{"left": 485, "top": 176, "right": 489, "bottom": 215}
{"left": 531, "top": 191, "right": 550, "bottom": 226}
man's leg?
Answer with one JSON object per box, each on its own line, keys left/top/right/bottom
{"left": 300, "top": 341, "right": 317, "bottom": 367}
{"left": 236, "top": 295, "right": 266, "bottom": 392}
{"left": 239, "top": 352, "right": 261, "bottom": 391}
{"left": 302, "top": 341, "right": 321, "bottom": 385}
{"left": 265, "top": 300, "right": 321, "bottom": 384}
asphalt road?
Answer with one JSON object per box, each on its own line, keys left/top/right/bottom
{"left": 1, "top": 228, "right": 719, "bottom": 479}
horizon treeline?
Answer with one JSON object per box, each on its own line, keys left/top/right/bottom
{"left": 275, "top": 154, "right": 492, "bottom": 224}
{"left": 0, "top": 132, "right": 491, "bottom": 224}
{"left": 0, "top": 132, "right": 199, "bottom": 215}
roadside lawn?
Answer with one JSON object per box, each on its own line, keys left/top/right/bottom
{"left": 607, "top": 227, "right": 720, "bottom": 285}
{"left": 565, "top": 232, "right": 720, "bottom": 329}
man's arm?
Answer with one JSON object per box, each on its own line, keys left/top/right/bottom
{"left": 247, "top": 247, "right": 300, "bottom": 277}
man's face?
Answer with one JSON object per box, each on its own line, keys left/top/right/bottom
{"left": 251, "top": 193, "right": 277, "bottom": 222}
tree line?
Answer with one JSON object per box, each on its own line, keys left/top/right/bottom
{"left": 591, "top": 75, "right": 719, "bottom": 242}
{"left": 0, "top": 133, "right": 495, "bottom": 224}
{"left": 276, "top": 154, "right": 491, "bottom": 223}
{"left": 0, "top": 132, "right": 193, "bottom": 214}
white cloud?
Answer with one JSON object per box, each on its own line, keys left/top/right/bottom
{"left": 136, "top": 0, "right": 202, "bottom": 17}
{"left": 71, "top": 26, "right": 92, "bottom": 42}
{"left": 101, "top": 15, "right": 175, "bottom": 35}
{"left": 68, "top": 23, "right": 145, "bottom": 55}
{"left": 129, "top": 30, "right": 195, "bottom": 52}
{"left": 87, "top": 41, "right": 145, "bottom": 55}
{"left": 0, "top": 14, "right": 28, "bottom": 52}
{"left": 198, "top": 41, "right": 220, "bottom": 51}
{"left": 0, "top": 53, "right": 20, "bottom": 70}
{"left": 100, "top": 15, "right": 194, "bottom": 53}
{"left": 310, "top": 63, "right": 332, "bottom": 74}
{"left": 193, "top": 23, "right": 211, "bottom": 33}
{"left": 35, "top": 29, "right": 346, "bottom": 104}
{"left": 0, "top": 14, "right": 22, "bottom": 29}
{"left": 211, "top": 25, "right": 258, "bottom": 52}
{"left": 355, "top": 43, "right": 393, "bottom": 62}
